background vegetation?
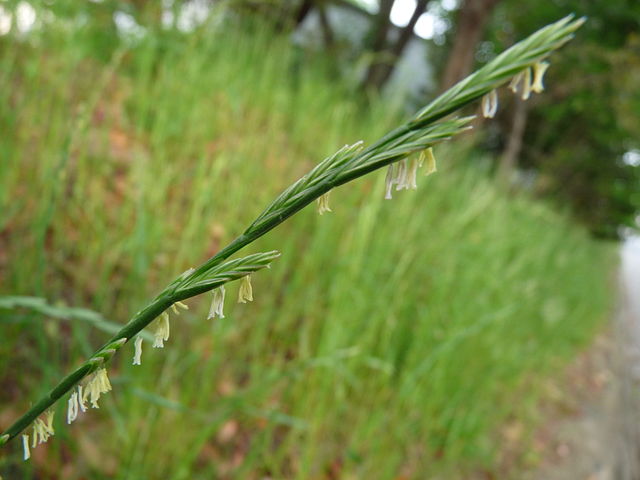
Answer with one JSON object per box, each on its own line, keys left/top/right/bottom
{"left": 0, "top": 0, "right": 627, "bottom": 478}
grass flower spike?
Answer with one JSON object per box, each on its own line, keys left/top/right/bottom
{"left": 0, "top": 15, "right": 585, "bottom": 453}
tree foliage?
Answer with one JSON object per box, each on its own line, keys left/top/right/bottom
{"left": 485, "top": 0, "right": 640, "bottom": 237}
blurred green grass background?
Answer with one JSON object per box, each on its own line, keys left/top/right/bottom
{"left": 0, "top": 14, "right": 613, "bottom": 480}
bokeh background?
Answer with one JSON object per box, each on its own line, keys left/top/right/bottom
{"left": 0, "top": 0, "right": 638, "bottom": 478}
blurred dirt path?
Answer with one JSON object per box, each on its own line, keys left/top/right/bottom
{"left": 525, "top": 238, "right": 640, "bottom": 480}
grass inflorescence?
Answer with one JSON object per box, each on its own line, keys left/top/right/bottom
{"left": 0, "top": 13, "right": 612, "bottom": 479}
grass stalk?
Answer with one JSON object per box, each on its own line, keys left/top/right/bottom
{"left": 0, "top": 15, "right": 585, "bottom": 448}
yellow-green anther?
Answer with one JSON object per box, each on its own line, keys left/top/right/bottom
{"left": 67, "top": 392, "right": 78, "bottom": 424}
{"left": 395, "top": 159, "right": 409, "bottom": 191}
{"left": 384, "top": 164, "right": 397, "bottom": 200}
{"left": 44, "top": 411, "right": 55, "bottom": 435}
{"left": 77, "top": 386, "right": 87, "bottom": 412}
{"left": 317, "top": 191, "right": 332, "bottom": 215}
{"left": 238, "top": 275, "right": 253, "bottom": 303}
{"left": 208, "top": 286, "right": 226, "bottom": 319}
{"left": 153, "top": 312, "right": 170, "bottom": 348}
{"left": 83, "top": 368, "right": 112, "bottom": 409}
{"left": 508, "top": 71, "right": 523, "bottom": 93}
{"left": 406, "top": 158, "right": 420, "bottom": 190}
{"left": 22, "top": 435, "right": 30, "bottom": 460}
{"left": 423, "top": 148, "right": 437, "bottom": 176}
{"left": 532, "top": 61, "right": 550, "bottom": 93}
{"left": 133, "top": 336, "right": 143, "bottom": 365}
{"left": 482, "top": 89, "right": 499, "bottom": 118}
{"left": 32, "top": 417, "right": 52, "bottom": 446}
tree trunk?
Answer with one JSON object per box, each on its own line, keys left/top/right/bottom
{"left": 317, "top": 3, "right": 335, "bottom": 49}
{"left": 498, "top": 96, "right": 528, "bottom": 184}
{"left": 367, "top": 0, "right": 395, "bottom": 52}
{"left": 361, "top": 0, "right": 395, "bottom": 89}
{"left": 364, "top": 0, "right": 429, "bottom": 91}
{"left": 294, "top": 0, "right": 315, "bottom": 26}
{"left": 440, "top": 0, "right": 501, "bottom": 91}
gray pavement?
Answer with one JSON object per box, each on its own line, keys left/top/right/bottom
{"left": 525, "top": 237, "right": 640, "bottom": 480}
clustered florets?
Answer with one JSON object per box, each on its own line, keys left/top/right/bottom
{"left": 482, "top": 61, "right": 551, "bottom": 120}
{"left": 84, "top": 367, "right": 112, "bottom": 409}
{"left": 22, "top": 410, "right": 55, "bottom": 460}
{"left": 384, "top": 147, "right": 437, "bottom": 200}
